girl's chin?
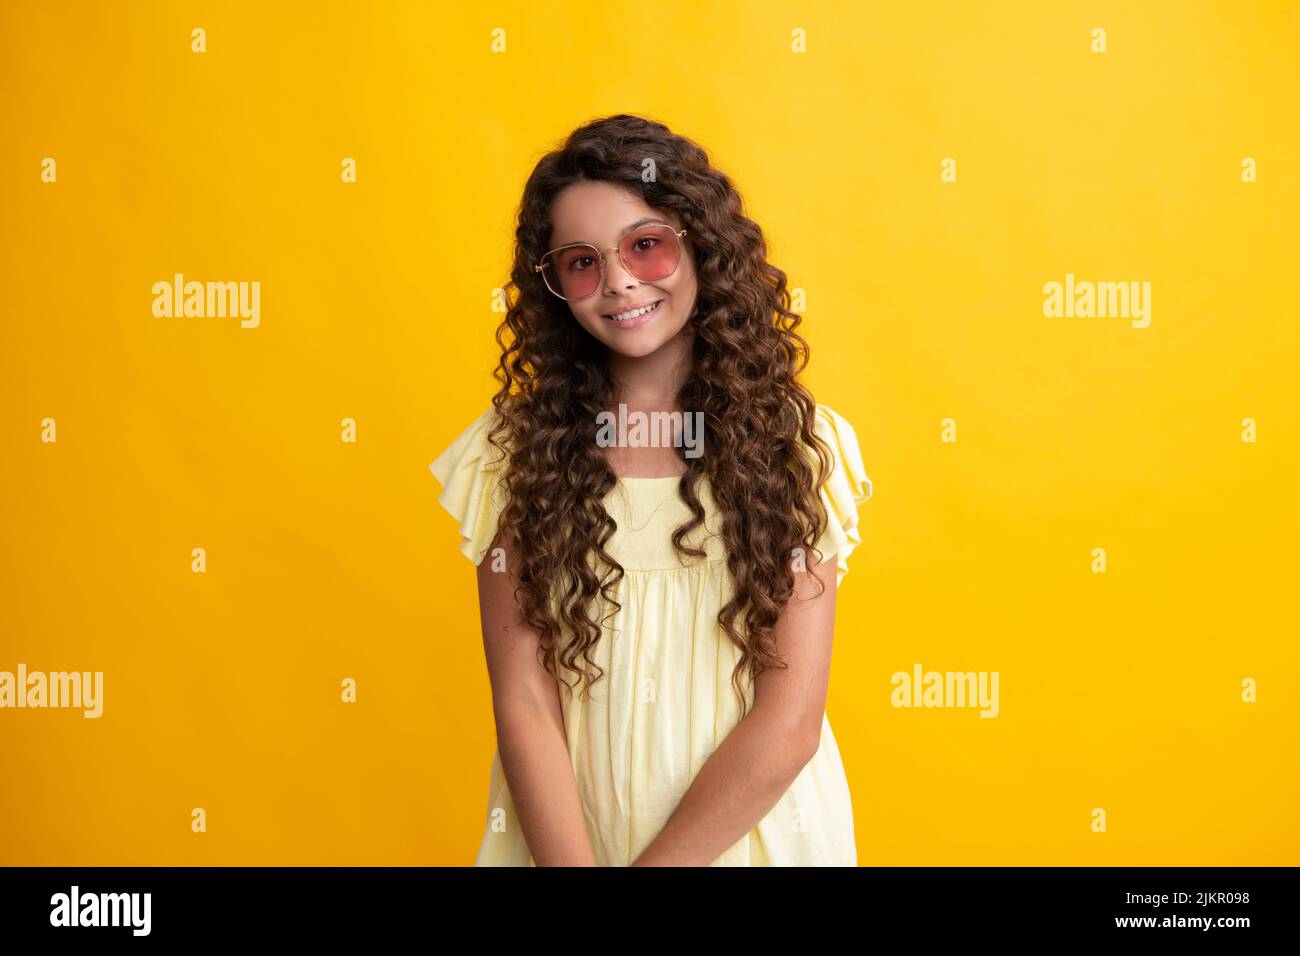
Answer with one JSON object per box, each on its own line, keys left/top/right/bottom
{"left": 603, "top": 335, "right": 665, "bottom": 359}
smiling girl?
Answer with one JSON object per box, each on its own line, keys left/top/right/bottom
{"left": 430, "top": 114, "right": 872, "bottom": 866}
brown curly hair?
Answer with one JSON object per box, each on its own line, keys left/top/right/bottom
{"left": 486, "top": 113, "right": 833, "bottom": 719}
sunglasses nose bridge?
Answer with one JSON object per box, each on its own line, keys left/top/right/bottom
{"left": 599, "top": 244, "right": 639, "bottom": 288}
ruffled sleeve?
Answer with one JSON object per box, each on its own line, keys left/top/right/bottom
{"left": 428, "top": 408, "right": 510, "bottom": 566}
{"left": 809, "top": 404, "right": 874, "bottom": 587}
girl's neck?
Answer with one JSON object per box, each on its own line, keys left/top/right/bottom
{"left": 607, "top": 331, "right": 693, "bottom": 410}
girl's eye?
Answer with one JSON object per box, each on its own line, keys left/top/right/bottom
{"left": 567, "top": 256, "right": 594, "bottom": 271}
{"left": 632, "top": 237, "right": 659, "bottom": 253}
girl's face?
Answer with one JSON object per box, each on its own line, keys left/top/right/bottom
{"left": 544, "top": 180, "right": 698, "bottom": 360}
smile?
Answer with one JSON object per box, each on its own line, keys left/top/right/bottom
{"left": 603, "top": 299, "right": 663, "bottom": 328}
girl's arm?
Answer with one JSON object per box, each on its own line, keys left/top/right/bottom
{"left": 629, "top": 552, "right": 839, "bottom": 867}
{"left": 476, "top": 528, "right": 597, "bottom": 866}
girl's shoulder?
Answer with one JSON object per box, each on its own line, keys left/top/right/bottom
{"left": 430, "top": 404, "right": 518, "bottom": 481}
{"left": 805, "top": 403, "right": 868, "bottom": 488}
{"left": 810, "top": 402, "right": 857, "bottom": 446}
{"left": 805, "top": 402, "right": 874, "bottom": 586}
{"left": 428, "top": 406, "right": 512, "bottom": 566}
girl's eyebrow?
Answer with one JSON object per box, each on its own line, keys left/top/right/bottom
{"left": 551, "top": 217, "right": 670, "bottom": 249}
{"left": 621, "top": 217, "right": 669, "bottom": 235}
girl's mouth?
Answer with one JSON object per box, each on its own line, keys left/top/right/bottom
{"left": 604, "top": 299, "right": 663, "bottom": 329}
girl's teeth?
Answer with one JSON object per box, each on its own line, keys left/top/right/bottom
{"left": 609, "top": 301, "right": 659, "bottom": 321}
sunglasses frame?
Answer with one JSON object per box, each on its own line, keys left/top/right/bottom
{"left": 534, "top": 225, "right": 688, "bottom": 301}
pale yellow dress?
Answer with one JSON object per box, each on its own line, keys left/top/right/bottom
{"left": 429, "top": 403, "right": 872, "bottom": 866}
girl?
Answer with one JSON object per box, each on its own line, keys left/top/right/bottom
{"left": 430, "top": 114, "right": 872, "bottom": 866}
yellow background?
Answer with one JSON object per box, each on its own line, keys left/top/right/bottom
{"left": 1, "top": 0, "right": 1296, "bottom": 865}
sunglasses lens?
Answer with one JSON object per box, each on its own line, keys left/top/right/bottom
{"left": 620, "top": 225, "right": 682, "bottom": 282}
{"left": 542, "top": 245, "right": 601, "bottom": 300}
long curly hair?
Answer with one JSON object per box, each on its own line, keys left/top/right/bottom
{"left": 487, "top": 113, "right": 832, "bottom": 719}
